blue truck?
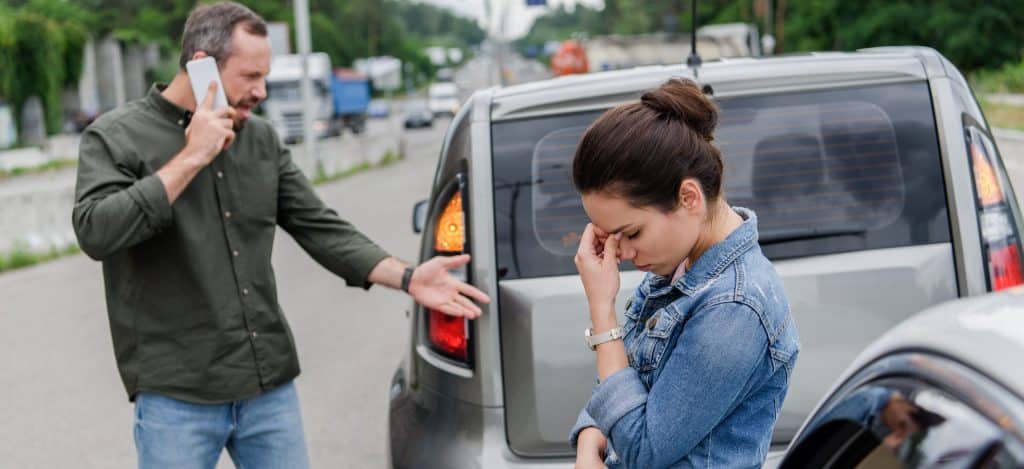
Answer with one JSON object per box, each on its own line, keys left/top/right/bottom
{"left": 264, "top": 54, "right": 371, "bottom": 143}
{"left": 330, "top": 69, "right": 370, "bottom": 135}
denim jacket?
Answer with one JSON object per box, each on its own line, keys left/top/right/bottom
{"left": 570, "top": 207, "right": 800, "bottom": 468}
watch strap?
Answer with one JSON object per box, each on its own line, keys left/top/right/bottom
{"left": 586, "top": 326, "right": 625, "bottom": 351}
{"left": 400, "top": 266, "right": 415, "bottom": 293}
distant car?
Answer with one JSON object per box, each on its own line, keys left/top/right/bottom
{"left": 388, "top": 46, "right": 1024, "bottom": 468}
{"left": 368, "top": 100, "right": 391, "bottom": 119}
{"left": 403, "top": 101, "right": 433, "bottom": 129}
{"left": 775, "top": 289, "right": 1024, "bottom": 468}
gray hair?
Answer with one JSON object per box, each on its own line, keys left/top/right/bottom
{"left": 178, "top": 2, "right": 267, "bottom": 70}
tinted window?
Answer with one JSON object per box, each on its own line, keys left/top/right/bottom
{"left": 780, "top": 380, "right": 1024, "bottom": 468}
{"left": 491, "top": 81, "right": 950, "bottom": 279}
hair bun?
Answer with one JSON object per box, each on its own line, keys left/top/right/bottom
{"left": 640, "top": 78, "right": 718, "bottom": 141}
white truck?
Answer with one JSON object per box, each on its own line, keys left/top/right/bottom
{"left": 263, "top": 52, "right": 337, "bottom": 144}
{"left": 427, "top": 82, "right": 459, "bottom": 118}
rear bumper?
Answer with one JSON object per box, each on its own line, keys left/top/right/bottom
{"left": 387, "top": 366, "right": 787, "bottom": 468}
{"left": 387, "top": 367, "right": 573, "bottom": 469}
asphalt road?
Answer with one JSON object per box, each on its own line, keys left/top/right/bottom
{"left": 0, "top": 118, "right": 448, "bottom": 468}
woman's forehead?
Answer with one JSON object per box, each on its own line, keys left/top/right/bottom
{"left": 582, "top": 193, "right": 648, "bottom": 229}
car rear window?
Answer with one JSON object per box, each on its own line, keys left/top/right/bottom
{"left": 491, "top": 81, "right": 951, "bottom": 280}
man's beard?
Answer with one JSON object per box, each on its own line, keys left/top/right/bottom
{"left": 230, "top": 96, "right": 260, "bottom": 131}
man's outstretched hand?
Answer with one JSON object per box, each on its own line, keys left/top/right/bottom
{"left": 409, "top": 254, "right": 490, "bottom": 319}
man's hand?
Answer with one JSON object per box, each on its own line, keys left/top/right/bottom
{"left": 157, "top": 81, "right": 237, "bottom": 204}
{"left": 409, "top": 254, "right": 490, "bottom": 318}
{"left": 184, "top": 81, "right": 236, "bottom": 165}
{"left": 575, "top": 427, "right": 608, "bottom": 469}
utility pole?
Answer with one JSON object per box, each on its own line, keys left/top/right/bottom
{"left": 294, "top": 0, "right": 321, "bottom": 178}
{"left": 482, "top": 0, "right": 497, "bottom": 87}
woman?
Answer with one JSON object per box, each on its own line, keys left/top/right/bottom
{"left": 569, "top": 78, "right": 800, "bottom": 468}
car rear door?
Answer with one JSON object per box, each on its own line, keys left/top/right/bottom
{"left": 491, "top": 80, "right": 958, "bottom": 456}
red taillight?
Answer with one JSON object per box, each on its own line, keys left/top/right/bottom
{"left": 428, "top": 309, "right": 468, "bottom": 361}
{"left": 425, "top": 176, "right": 473, "bottom": 365}
{"left": 966, "top": 127, "right": 1024, "bottom": 291}
{"left": 990, "top": 244, "right": 1024, "bottom": 291}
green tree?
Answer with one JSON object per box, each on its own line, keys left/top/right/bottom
{"left": 519, "top": 0, "right": 1021, "bottom": 73}
{"left": 306, "top": 0, "right": 464, "bottom": 90}
{"left": 0, "top": 0, "right": 93, "bottom": 135}
{"left": 783, "top": 0, "right": 1023, "bottom": 71}
{"left": 0, "top": 0, "right": 486, "bottom": 139}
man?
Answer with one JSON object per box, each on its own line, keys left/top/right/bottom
{"left": 71, "top": 3, "right": 489, "bottom": 468}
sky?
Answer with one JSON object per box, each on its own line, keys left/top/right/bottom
{"left": 418, "top": 0, "right": 605, "bottom": 40}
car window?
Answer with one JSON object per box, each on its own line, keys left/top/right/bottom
{"left": 491, "top": 81, "right": 951, "bottom": 279}
{"left": 780, "top": 380, "right": 1024, "bottom": 468}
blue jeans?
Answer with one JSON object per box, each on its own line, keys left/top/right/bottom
{"left": 133, "top": 381, "right": 310, "bottom": 469}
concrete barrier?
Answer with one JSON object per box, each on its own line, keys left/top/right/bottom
{"left": 0, "top": 124, "right": 403, "bottom": 259}
{"left": 994, "top": 127, "right": 1024, "bottom": 143}
{"left": 0, "top": 134, "right": 81, "bottom": 172}
{"left": 289, "top": 118, "right": 404, "bottom": 178}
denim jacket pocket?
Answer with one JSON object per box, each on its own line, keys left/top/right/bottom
{"left": 632, "top": 308, "right": 681, "bottom": 374}
{"left": 623, "top": 295, "right": 640, "bottom": 321}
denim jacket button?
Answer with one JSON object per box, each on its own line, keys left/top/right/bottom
{"left": 646, "top": 315, "right": 658, "bottom": 330}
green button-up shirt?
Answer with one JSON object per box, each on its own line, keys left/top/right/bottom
{"left": 73, "top": 84, "right": 390, "bottom": 403}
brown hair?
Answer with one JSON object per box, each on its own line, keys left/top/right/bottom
{"left": 572, "top": 78, "right": 723, "bottom": 212}
{"left": 178, "top": 2, "right": 268, "bottom": 70}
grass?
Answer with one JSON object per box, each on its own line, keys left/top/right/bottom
{"left": 980, "top": 98, "right": 1024, "bottom": 132}
{"left": 972, "top": 60, "right": 1024, "bottom": 95}
{"left": 378, "top": 148, "right": 403, "bottom": 167}
{"left": 0, "top": 158, "right": 77, "bottom": 180}
{"left": 0, "top": 241, "right": 81, "bottom": 274}
{"left": 311, "top": 148, "right": 404, "bottom": 186}
{"left": 312, "top": 161, "right": 374, "bottom": 185}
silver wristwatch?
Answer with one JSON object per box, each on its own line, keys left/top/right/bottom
{"left": 585, "top": 326, "right": 625, "bottom": 351}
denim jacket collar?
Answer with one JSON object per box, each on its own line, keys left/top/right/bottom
{"left": 641, "top": 207, "right": 758, "bottom": 298}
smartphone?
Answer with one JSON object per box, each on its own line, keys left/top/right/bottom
{"left": 185, "top": 57, "right": 229, "bottom": 109}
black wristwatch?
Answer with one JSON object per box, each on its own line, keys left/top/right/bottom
{"left": 400, "top": 266, "right": 415, "bottom": 293}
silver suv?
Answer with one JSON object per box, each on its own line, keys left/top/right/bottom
{"left": 387, "top": 47, "right": 1024, "bottom": 468}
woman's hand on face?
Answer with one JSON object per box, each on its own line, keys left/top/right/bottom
{"left": 575, "top": 223, "right": 621, "bottom": 312}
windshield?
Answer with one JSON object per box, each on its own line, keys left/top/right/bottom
{"left": 266, "top": 80, "right": 329, "bottom": 100}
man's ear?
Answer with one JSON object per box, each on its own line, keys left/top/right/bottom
{"left": 191, "top": 51, "right": 209, "bottom": 61}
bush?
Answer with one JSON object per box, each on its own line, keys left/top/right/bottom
{"left": 0, "top": 1, "right": 92, "bottom": 138}
{"left": 973, "top": 61, "right": 1024, "bottom": 94}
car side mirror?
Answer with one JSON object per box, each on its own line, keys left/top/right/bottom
{"left": 412, "top": 199, "right": 428, "bottom": 234}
